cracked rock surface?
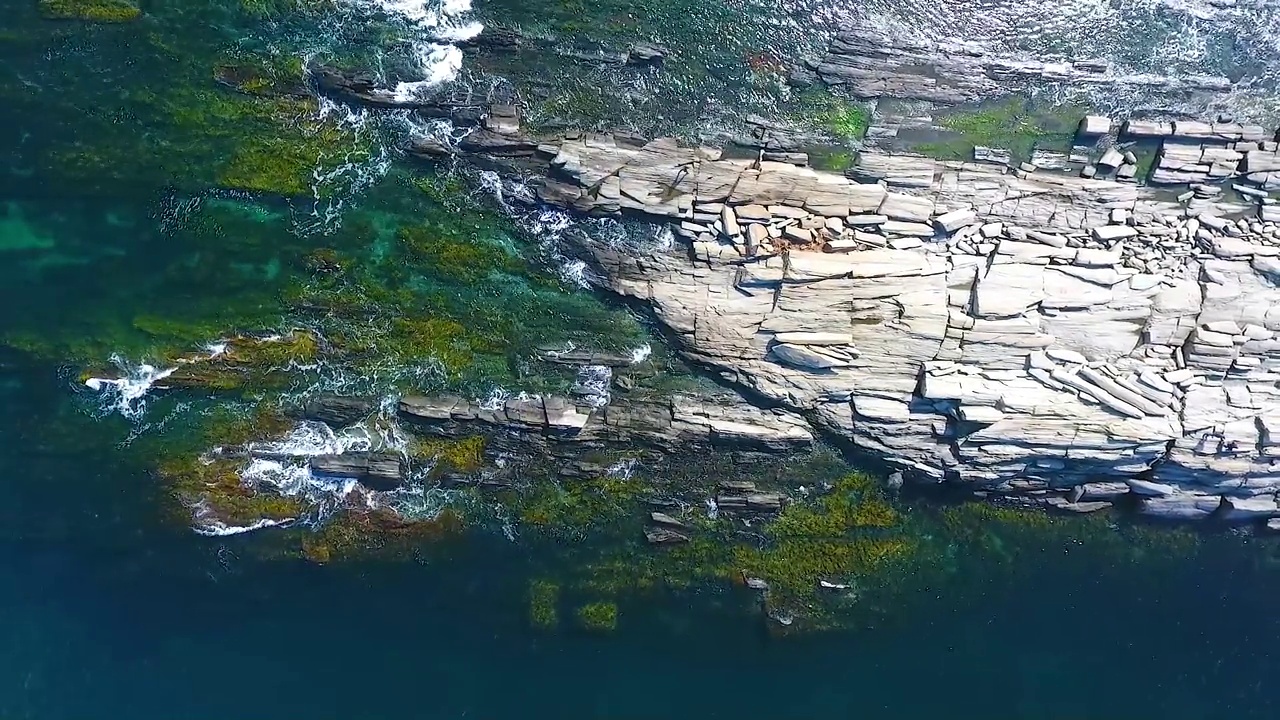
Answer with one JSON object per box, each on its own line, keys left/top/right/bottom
{"left": 514, "top": 128, "right": 1280, "bottom": 521}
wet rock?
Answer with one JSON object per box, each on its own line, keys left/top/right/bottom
{"left": 537, "top": 346, "right": 637, "bottom": 366}
{"left": 310, "top": 452, "right": 406, "bottom": 492}
{"left": 731, "top": 114, "right": 821, "bottom": 152}
{"left": 650, "top": 511, "right": 687, "bottom": 528}
{"left": 398, "top": 393, "right": 813, "bottom": 454}
{"left": 809, "top": 22, "right": 1229, "bottom": 103}
{"left": 626, "top": 42, "right": 668, "bottom": 66}
{"left": 716, "top": 484, "right": 785, "bottom": 515}
{"left": 409, "top": 137, "right": 452, "bottom": 157}
{"left": 1079, "top": 116, "right": 1112, "bottom": 136}
{"left": 302, "top": 395, "right": 376, "bottom": 427}
{"left": 645, "top": 526, "right": 690, "bottom": 544}
{"left": 430, "top": 122, "right": 1280, "bottom": 523}
{"left": 484, "top": 104, "right": 521, "bottom": 135}
{"left": 456, "top": 129, "right": 538, "bottom": 156}
{"left": 457, "top": 25, "right": 522, "bottom": 49}
{"left": 312, "top": 66, "right": 417, "bottom": 109}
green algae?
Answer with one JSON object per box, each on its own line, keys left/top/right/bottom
{"left": 214, "top": 53, "right": 307, "bottom": 97}
{"left": 398, "top": 225, "right": 522, "bottom": 283}
{"left": 575, "top": 601, "right": 618, "bottom": 632}
{"left": 413, "top": 436, "right": 487, "bottom": 474}
{"left": 819, "top": 101, "right": 870, "bottom": 142}
{"left": 239, "top": 0, "right": 335, "bottom": 18}
{"left": 38, "top": 0, "right": 140, "bottom": 22}
{"left": 157, "top": 456, "right": 303, "bottom": 527}
{"left": 911, "top": 96, "right": 1081, "bottom": 162}
{"left": 529, "top": 579, "right": 561, "bottom": 629}
{"left": 808, "top": 149, "right": 856, "bottom": 173}
{"left": 129, "top": 330, "right": 324, "bottom": 393}
{"left": 219, "top": 127, "right": 362, "bottom": 198}
{"left": 302, "top": 508, "right": 467, "bottom": 563}
{"left": 789, "top": 88, "right": 871, "bottom": 143}
{"left": 767, "top": 472, "right": 898, "bottom": 537}
{"left": 45, "top": 60, "right": 369, "bottom": 198}
{"left": 517, "top": 475, "right": 648, "bottom": 534}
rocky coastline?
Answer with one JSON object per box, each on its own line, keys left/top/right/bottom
{"left": 794, "top": 20, "right": 1234, "bottom": 104}
{"left": 314, "top": 62, "right": 1280, "bottom": 524}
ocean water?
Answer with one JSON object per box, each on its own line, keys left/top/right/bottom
{"left": 4, "top": 381, "right": 1280, "bottom": 720}
{"left": 5, "top": 0, "right": 1280, "bottom": 716}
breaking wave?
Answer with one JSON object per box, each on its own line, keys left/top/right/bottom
{"left": 338, "top": 0, "right": 481, "bottom": 99}
{"left": 83, "top": 356, "right": 176, "bottom": 420}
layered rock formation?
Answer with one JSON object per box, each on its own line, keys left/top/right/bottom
{"left": 798, "top": 22, "right": 1232, "bottom": 103}
{"left": 315, "top": 65, "right": 1280, "bottom": 522}
{"left": 397, "top": 392, "right": 813, "bottom": 455}
{"left": 500, "top": 128, "right": 1280, "bottom": 522}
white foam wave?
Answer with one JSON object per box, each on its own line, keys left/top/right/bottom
{"left": 630, "top": 343, "right": 652, "bottom": 364}
{"left": 340, "top": 0, "right": 482, "bottom": 101}
{"left": 297, "top": 101, "right": 395, "bottom": 235}
{"left": 231, "top": 417, "right": 414, "bottom": 528}
{"left": 192, "top": 501, "right": 294, "bottom": 536}
{"left": 479, "top": 386, "right": 511, "bottom": 411}
{"left": 607, "top": 457, "right": 638, "bottom": 480}
{"left": 393, "top": 44, "right": 466, "bottom": 101}
{"left": 246, "top": 420, "right": 373, "bottom": 456}
{"left": 571, "top": 364, "right": 612, "bottom": 408}
{"left": 83, "top": 354, "right": 176, "bottom": 420}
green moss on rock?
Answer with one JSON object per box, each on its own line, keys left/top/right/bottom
{"left": 412, "top": 436, "right": 487, "bottom": 474}
{"left": 157, "top": 456, "right": 303, "bottom": 527}
{"left": 790, "top": 88, "right": 871, "bottom": 142}
{"left": 911, "top": 96, "right": 1081, "bottom": 162}
{"left": 517, "top": 475, "right": 647, "bottom": 532}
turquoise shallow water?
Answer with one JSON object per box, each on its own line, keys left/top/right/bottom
{"left": 6, "top": 0, "right": 1280, "bottom": 715}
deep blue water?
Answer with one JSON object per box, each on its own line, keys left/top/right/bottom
{"left": 3, "top": 362, "right": 1279, "bottom": 718}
